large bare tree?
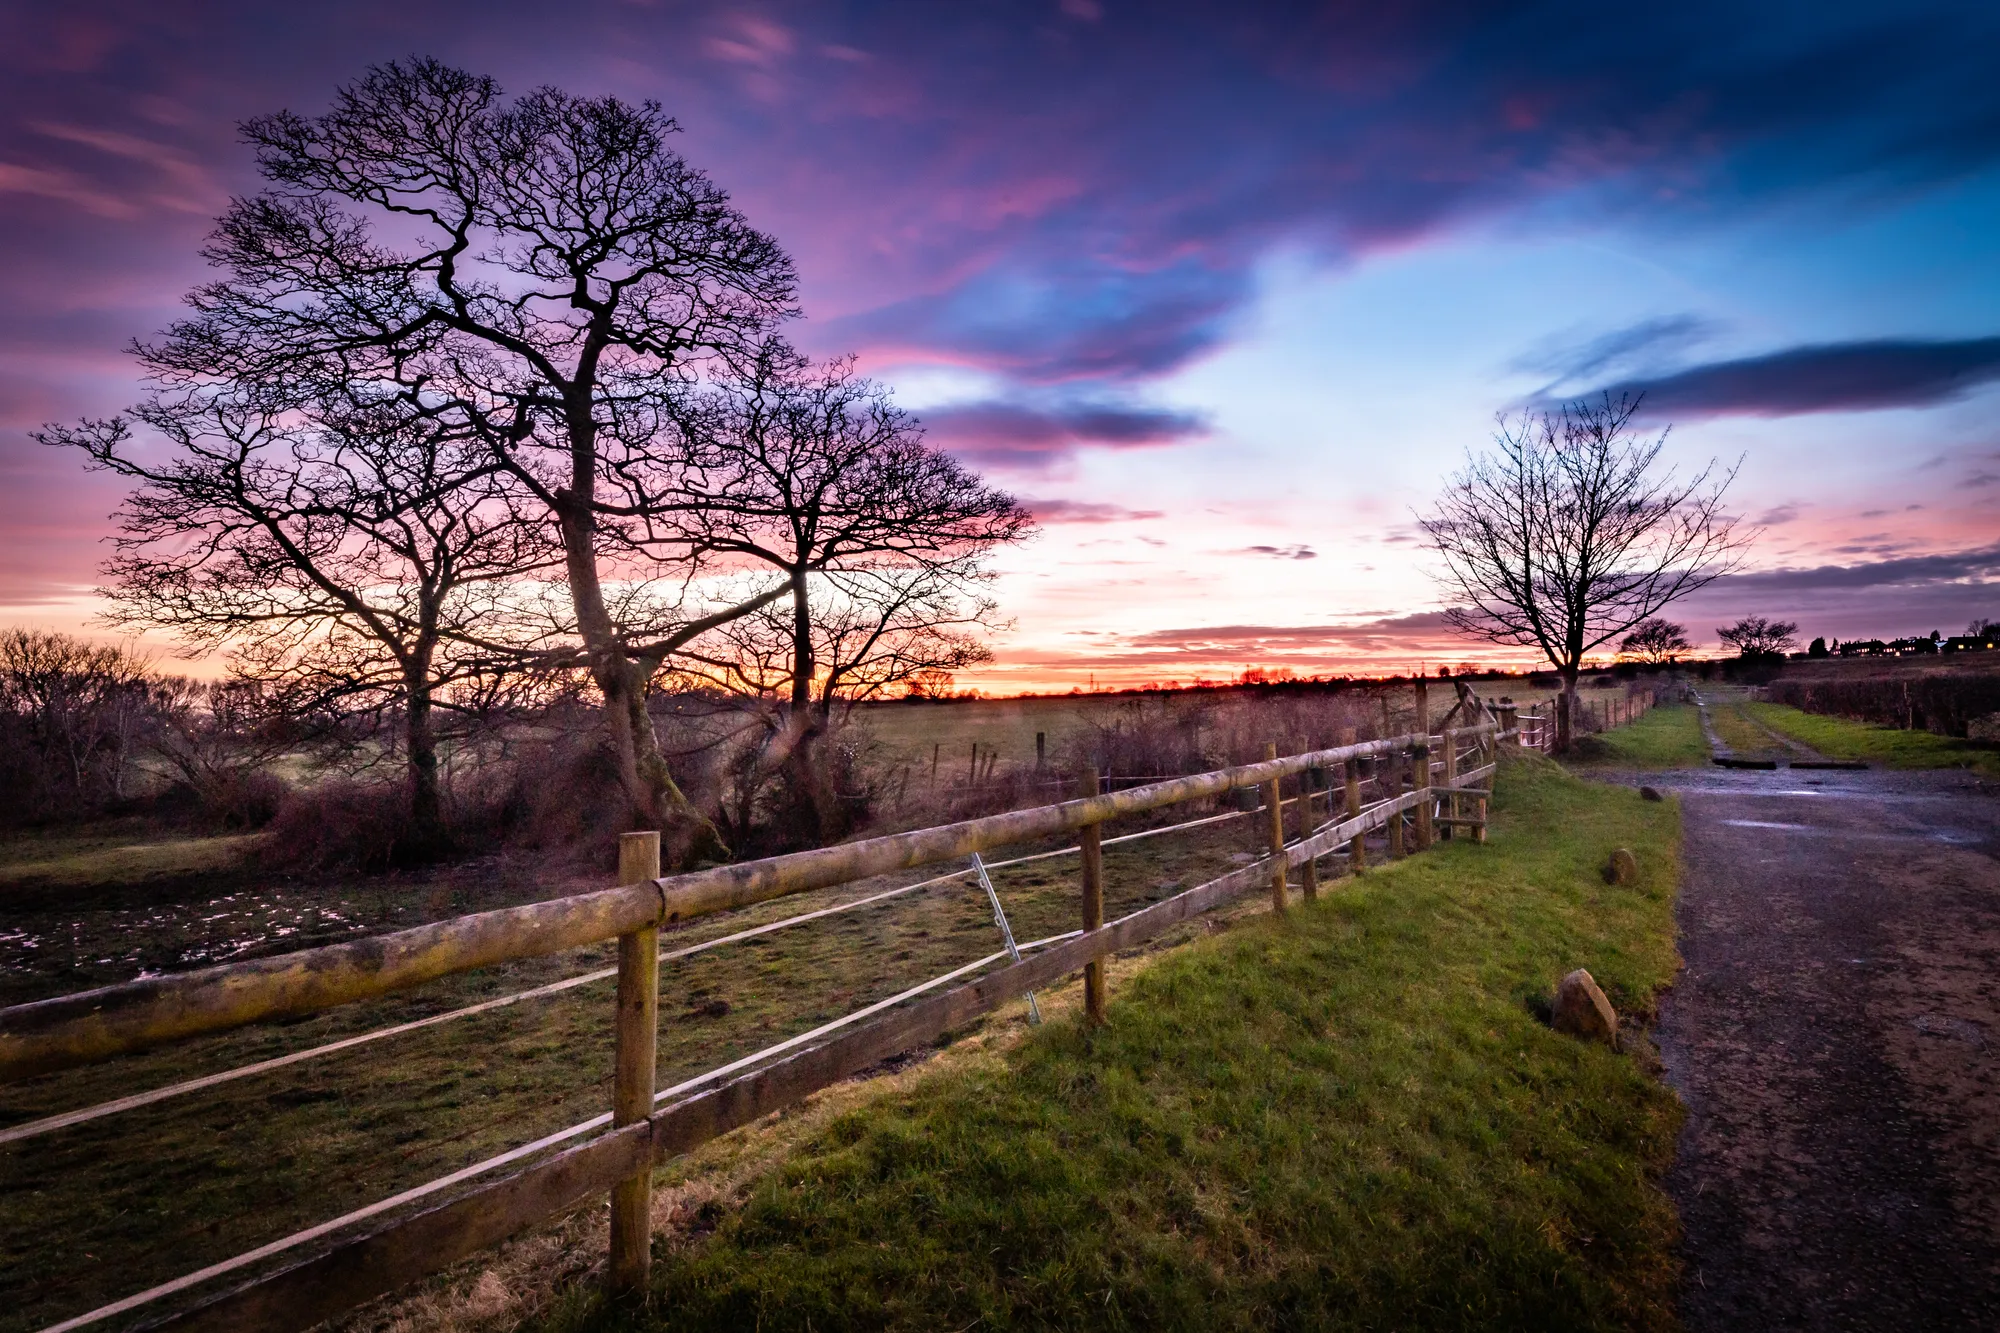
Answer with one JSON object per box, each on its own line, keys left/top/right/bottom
{"left": 1418, "top": 394, "right": 1747, "bottom": 749}
{"left": 659, "top": 345, "right": 1032, "bottom": 837}
{"left": 40, "top": 390, "right": 547, "bottom": 849}
{"left": 138, "top": 58, "right": 798, "bottom": 863}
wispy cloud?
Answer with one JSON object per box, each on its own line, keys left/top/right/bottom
{"left": 1579, "top": 336, "right": 2000, "bottom": 418}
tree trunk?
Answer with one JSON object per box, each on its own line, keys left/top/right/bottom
{"left": 403, "top": 654, "right": 445, "bottom": 857}
{"left": 552, "top": 457, "right": 726, "bottom": 869}
{"left": 783, "top": 567, "right": 842, "bottom": 843}
{"left": 1556, "top": 670, "right": 1578, "bottom": 752}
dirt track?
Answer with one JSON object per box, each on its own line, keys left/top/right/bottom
{"left": 1642, "top": 765, "right": 2000, "bottom": 1329}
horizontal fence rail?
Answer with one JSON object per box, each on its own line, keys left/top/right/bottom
{"left": 9, "top": 714, "right": 1520, "bottom": 1333}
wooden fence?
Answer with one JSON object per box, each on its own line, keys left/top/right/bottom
{"left": 6, "top": 717, "right": 1519, "bottom": 1332}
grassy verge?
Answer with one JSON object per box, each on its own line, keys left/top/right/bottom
{"left": 1745, "top": 701, "right": 2000, "bottom": 777}
{"left": 531, "top": 756, "right": 1685, "bottom": 1333}
{"left": 1573, "top": 703, "right": 1708, "bottom": 769}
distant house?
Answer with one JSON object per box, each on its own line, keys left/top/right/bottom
{"left": 1944, "top": 634, "right": 1997, "bottom": 654}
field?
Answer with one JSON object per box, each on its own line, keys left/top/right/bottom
{"left": 510, "top": 754, "right": 1686, "bottom": 1333}
{"left": 1, "top": 684, "right": 1672, "bottom": 1331}
{"left": 1746, "top": 701, "right": 2000, "bottom": 777}
{"left": 0, "top": 769, "right": 1347, "bottom": 1331}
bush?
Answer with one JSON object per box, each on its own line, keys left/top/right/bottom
{"left": 259, "top": 781, "right": 435, "bottom": 872}
{"left": 1765, "top": 673, "right": 2000, "bottom": 738}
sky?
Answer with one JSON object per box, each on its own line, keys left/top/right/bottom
{"left": 2, "top": 0, "right": 1998, "bottom": 693}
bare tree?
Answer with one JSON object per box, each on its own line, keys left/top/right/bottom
{"left": 137, "top": 58, "right": 798, "bottom": 864}
{"left": 659, "top": 346, "right": 1032, "bottom": 838}
{"left": 0, "top": 629, "right": 163, "bottom": 818}
{"left": 1716, "top": 615, "right": 1798, "bottom": 659}
{"left": 1618, "top": 617, "right": 1693, "bottom": 664}
{"left": 40, "top": 391, "right": 547, "bottom": 850}
{"left": 1419, "top": 394, "right": 1747, "bottom": 749}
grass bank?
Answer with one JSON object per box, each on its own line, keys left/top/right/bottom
{"left": 532, "top": 756, "right": 1685, "bottom": 1333}
{"left": 1575, "top": 703, "right": 1708, "bottom": 769}
{"left": 1746, "top": 701, "right": 2000, "bottom": 777}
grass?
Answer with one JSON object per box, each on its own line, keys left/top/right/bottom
{"left": 1745, "top": 701, "right": 2000, "bottom": 777}
{"left": 1571, "top": 703, "right": 1708, "bottom": 770}
{"left": 526, "top": 755, "right": 1685, "bottom": 1333}
{"left": 0, "top": 831, "right": 266, "bottom": 889}
{"left": 0, "top": 799, "right": 1285, "bottom": 1331}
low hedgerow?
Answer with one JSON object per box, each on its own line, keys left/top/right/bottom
{"left": 532, "top": 754, "right": 1685, "bottom": 1333}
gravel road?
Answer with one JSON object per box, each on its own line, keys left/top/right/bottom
{"left": 1640, "top": 765, "right": 2000, "bottom": 1329}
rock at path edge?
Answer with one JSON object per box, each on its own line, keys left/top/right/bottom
{"left": 1553, "top": 968, "right": 1620, "bottom": 1048}
{"left": 1606, "top": 847, "right": 1639, "bottom": 885}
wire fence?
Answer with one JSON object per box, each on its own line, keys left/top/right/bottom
{"left": 5, "top": 712, "right": 1521, "bottom": 1332}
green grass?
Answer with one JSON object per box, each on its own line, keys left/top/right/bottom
{"left": 0, "top": 806, "right": 1277, "bottom": 1331}
{"left": 534, "top": 756, "right": 1685, "bottom": 1333}
{"left": 1572, "top": 703, "right": 1708, "bottom": 769}
{"left": 1745, "top": 701, "right": 2000, "bottom": 776}
{"left": 0, "top": 832, "right": 265, "bottom": 889}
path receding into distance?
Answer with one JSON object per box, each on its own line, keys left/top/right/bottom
{"left": 1636, "top": 759, "right": 2000, "bottom": 1329}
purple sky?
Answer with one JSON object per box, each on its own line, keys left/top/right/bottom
{"left": 5, "top": 2, "right": 1998, "bottom": 688}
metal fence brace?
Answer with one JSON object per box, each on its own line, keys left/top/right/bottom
{"left": 972, "top": 852, "right": 1041, "bottom": 1025}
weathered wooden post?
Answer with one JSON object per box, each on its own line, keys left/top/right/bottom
{"left": 1342, "top": 728, "right": 1366, "bottom": 873}
{"left": 1413, "top": 735, "right": 1434, "bottom": 851}
{"left": 1263, "top": 742, "right": 1287, "bottom": 913}
{"left": 1439, "top": 725, "right": 1459, "bottom": 841}
{"left": 1497, "top": 702, "right": 1519, "bottom": 747}
{"left": 1079, "top": 765, "right": 1107, "bottom": 1025}
{"left": 1036, "top": 731, "right": 1046, "bottom": 770}
{"left": 1414, "top": 673, "right": 1429, "bottom": 747}
{"left": 1299, "top": 742, "right": 1320, "bottom": 901}
{"left": 1387, "top": 748, "right": 1406, "bottom": 858}
{"left": 610, "top": 831, "right": 661, "bottom": 1296}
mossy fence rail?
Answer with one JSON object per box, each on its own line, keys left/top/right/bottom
{"left": 4, "top": 713, "right": 1520, "bottom": 1332}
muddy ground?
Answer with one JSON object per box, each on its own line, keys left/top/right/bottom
{"left": 1637, "top": 764, "right": 2000, "bottom": 1329}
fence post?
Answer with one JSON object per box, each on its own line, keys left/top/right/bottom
{"left": 1440, "top": 725, "right": 1459, "bottom": 841}
{"left": 609, "top": 831, "right": 661, "bottom": 1297}
{"left": 1412, "top": 735, "right": 1434, "bottom": 851}
{"left": 1079, "top": 765, "right": 1107, "bottom": 1025}
{"left": 1342, "top": 728, "right": 1366, "bottom": 874}
{"left": 1299, "top": 742, "right": 1320, "bottom": 901}
{"left": 1497, "top": 703, "right": 1519, "bottom": 747}
{"left": 1263, "top": 742, "right": 1287, "bottom": 912}
{"left": 1388, "top": 748, "right": 1407, "bottom": 858}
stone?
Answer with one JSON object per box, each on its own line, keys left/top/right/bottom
{"left": 1639, "top": 785, "right": 1664, "bottom": 802}
{"left": 1605, "top": 847, "right": 1639, "bottom": 885}
{"left": 1552, "top": 968, "right": 1619, "bottom": 1048}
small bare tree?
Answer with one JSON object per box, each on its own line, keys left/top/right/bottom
{"left": 1419, "top": 395, "right": 1747, "bottom": 750}
{"left": 658, "top": 345, "right": 1032, "bottom": 838}
{"left": 1716, "top": 616, "right": 1798, "bottom": 659}
{"left": 0, "top": 629, "right": 163, "bottom": 818}
{"left": 40, "top": 391, "right": 547, "bottom": 851}
{"left": 1618, "top": 617, "right": 1693, "bottom": 664}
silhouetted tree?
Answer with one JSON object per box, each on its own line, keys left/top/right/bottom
{"left": 138, "top": 58, "right": 798, "bottom": 864}
{"left": 1419, "top": 395, "right": 1746, "bottom": 750}
{"left": 41, "top": 392, "right": 547, "bottom": 851}
{"left": 657, "top": 346, "right": 1031, "bottom": 838}
{"left": 1618, "top": 617, "right": 1693, "bottom": 664}
{"left": 0, "top": 629, "right": 164, "bottom": 819}
{"left": 1718, "top": 616, "right": 1798, "bottom": 659}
